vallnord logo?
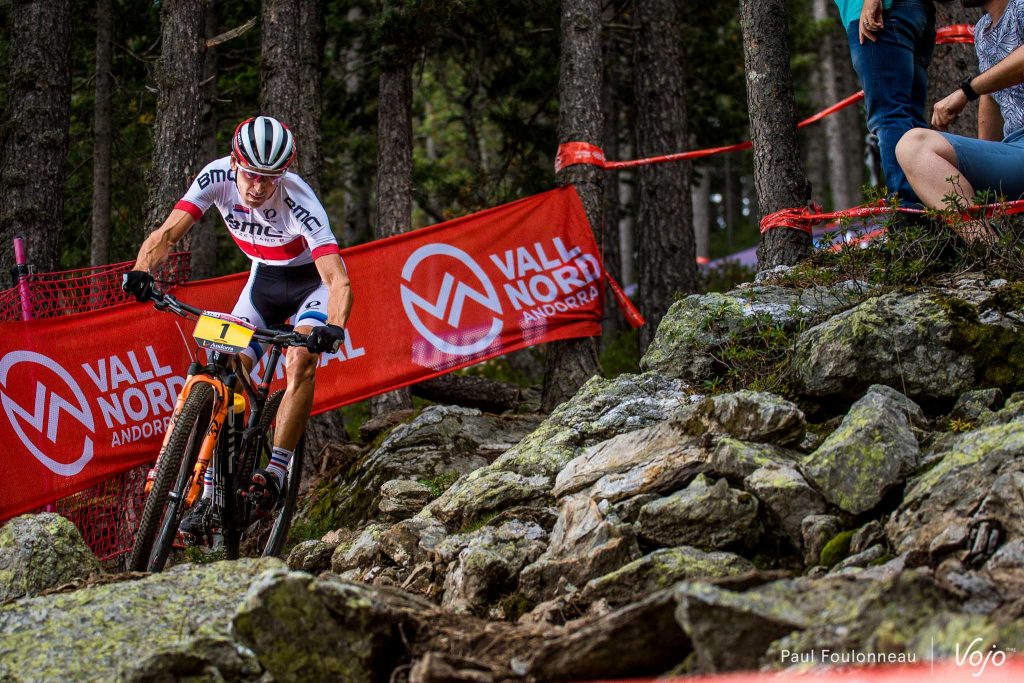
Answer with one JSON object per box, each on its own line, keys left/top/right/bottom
{"left": 400, "top": 243, "right": 503, "bottom": 356}
{"left": 0, "top": 350, "right": 95, "bottom": 476}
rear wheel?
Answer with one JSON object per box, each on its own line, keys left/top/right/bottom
{"left": 128, "top": 383, "right": 216, "bottom": 572}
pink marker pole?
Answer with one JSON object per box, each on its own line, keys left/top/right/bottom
{"left": 14, "top": 237, "right": 54, "bottom": 512}
{"left": 13, "top": 236, "right": 33, "bottom": 322}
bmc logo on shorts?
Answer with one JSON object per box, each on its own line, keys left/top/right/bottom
{"left": 0, "top": 351, "right": 95, "bottom": 476}
{"left": 399, "top": 244, "right": 503, "bottom": 356}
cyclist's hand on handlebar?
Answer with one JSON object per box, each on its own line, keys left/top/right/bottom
{"left": 307, "top": 324, "right": 345, "bottom": 354}
{"left": 122, "top": 271, "right": 156, "bottom": 303}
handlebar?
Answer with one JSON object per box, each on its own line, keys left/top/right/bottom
{"left": 148, "top": 285, "right": 310, "bottom": 349}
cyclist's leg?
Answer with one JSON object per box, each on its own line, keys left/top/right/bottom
{"left": 250, "top": 284, "right": 329, "bottom": 505}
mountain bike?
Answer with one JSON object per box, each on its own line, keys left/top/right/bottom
{"left": 127, "top": 286, "right": 310, "bottom": 572}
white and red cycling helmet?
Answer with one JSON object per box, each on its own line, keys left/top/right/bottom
{"left": 232, "top": 115, "right": 296, "bottom": 176}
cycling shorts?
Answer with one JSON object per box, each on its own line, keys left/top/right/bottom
{"left": 231, "top": 261, "right": 329, "bottom": 362}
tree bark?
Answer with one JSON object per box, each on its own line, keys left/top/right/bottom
{"left": 190, "top": 0, "right": 221, "bottom": 280}
{"left": 541, "top": 0, "right": 603, "bottom": 413}
{"left": 739, "top": 0, "right": 812, "bottom": 271}
{"left": 372, "top": 17, "right": 415, "bottom": 416}
{"left": 929, "top": 4, "right": 982, "bottom": 138}
{"left": 633, "top": 0, "right": 696, "bottom": 352}
{"left": 91, "top": 0, "right": 113, "bottom": 267}
{"left": 296, "top": 0, "right": 325, "bottom": 191}
{"left": 143, "top": 0, "right": 206, "bottom": 238}
{"left": 0, "top": 0, "right": 72, "bottom": 274}
{"left": 260, "top": 0, "right": 301, "bottom": 132}
{"left": 411, "top": 375, "right": 522, "bottom": 414}
{"left": 601, "top": 25, "right": 625, "bottom": 337}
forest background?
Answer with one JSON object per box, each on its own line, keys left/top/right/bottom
{"left": 0, "top": 0, "right": 983, "bottom": 379}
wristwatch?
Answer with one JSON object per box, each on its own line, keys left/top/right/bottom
{"left": 960, "top": 77, "right": 981, "bottom": 102}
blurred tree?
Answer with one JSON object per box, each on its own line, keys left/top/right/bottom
{"left": 740, "top": 0, "right": 811, "bottom": 270}
{"left": 143, "top": 0, "right": 206, "bottom": 240}
{"left": 371, "top": 0, "right": 416, "bottom": 416}
{"left": 541, "top": 0, "right": 602, "bottom": 412}
{"left": 634, "top": 0, "right": 696, "bottom": 352}
{"left": 91, "top": 0, "right": 113, "bottom": 266}
{"left": 0, "top": 0, "right": 72, "bottom": 275}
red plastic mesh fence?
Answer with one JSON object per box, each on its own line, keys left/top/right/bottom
{"left": 1, "top": 253, "right": 191, "bottom": 568}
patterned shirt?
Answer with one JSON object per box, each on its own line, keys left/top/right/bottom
{"left": 176, "top": 157, "right": 340, "bottom": 267}
{"left": 976, "top": 0, "right": 1024, "bottom": 137}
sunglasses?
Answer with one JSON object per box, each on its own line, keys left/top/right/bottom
{"left": 237, "top": 168, "right": 284, "bottom": 186}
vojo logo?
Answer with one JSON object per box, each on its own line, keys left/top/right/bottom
{"left": 0, "top": 350, "right": 95, "bottom": 476}
{"left": 400, "top": 243, "right": 503, "bottom": 356}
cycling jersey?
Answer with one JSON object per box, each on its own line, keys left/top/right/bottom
{"left": 176, "top": 157, "right": 340, "bottom": 267}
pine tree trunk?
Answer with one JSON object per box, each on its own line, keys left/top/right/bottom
{"left": 929, "top": 4, "right": 983, "bottom": 138}
{"left": 724, "top": 155, "right": 741, "bottom": 250}
{"left": 541, "top": 0, "right": 603, "bottom": 413}
{"left": 739, "top": 0, "right": 812, "bottom": 271}
{"left": 0, "top": 0, "right": 72, "bottom": 274}
{"left": 260, "top": 0, "right": 301, "bottom": 129}
{"left": 190, "top": 0, "right": 220, "bottom": 280}
{"left": 297, "top": 0, "right": 325, "bottom": 192}
{"left": 143, "top": 0, "right": 206, "bottom": 238}
{"left": 91, "top": 0, "right": 113, "bottom": 266}
{"left": 633, "top": 0, "right": 696, "bottom": 352}
{"left": 372, "top": 43, "right": 415, "bottom": 416}
{"left": 601, "top": 31, "right": 624, "bottom": 337}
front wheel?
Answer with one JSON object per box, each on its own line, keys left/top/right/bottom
{"left": 231, "top": 390, "right": 303, "bottom": 558}
{"left": 127, "top": 383, "right": 215, "bottom": 572}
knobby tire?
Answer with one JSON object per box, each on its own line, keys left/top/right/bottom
{"left": 127, "top": 383, "right": 216, "bottom": 572}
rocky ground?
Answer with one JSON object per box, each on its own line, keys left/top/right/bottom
{"left": 2, "top": 271, "right": 1024, "bottom": 681}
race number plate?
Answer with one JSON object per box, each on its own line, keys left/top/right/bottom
{"left": 193, "top": 312, "right": 256, "bottom": 354}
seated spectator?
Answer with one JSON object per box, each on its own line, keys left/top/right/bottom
{"left": 896, "top": 0, "right": 1024, "bottom": 241}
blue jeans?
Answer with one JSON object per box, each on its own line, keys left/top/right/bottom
{"left": 847, "top": 0, "right": 935, "bottom": 205}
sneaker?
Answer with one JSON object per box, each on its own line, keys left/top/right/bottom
{"left": 248, "top": 468, "right": 282, "bottom": 512}
{"left": 179, "top": 497, "right": 212, "bottom": 544}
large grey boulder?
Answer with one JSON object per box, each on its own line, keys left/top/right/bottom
{"left": 638, "top": 475, "right": 759, "bottom": 551}
{"left": 887, "top": 416, "right": 1024, "bottom": 561}
{"left": 580, "top": 546, "right": 755, "bottom": 607}
{"left": 439, "top": 520, "right": 547, "bottom": 615}
{"left": 0, "top": 513, "right": 101, "bottom": 603}
{"left": 233, "top": 571, "right": 424, "bottom": 682}
{"left": 519, "top": 493, "right": 640, "bottom": 602}
{"left": 490, "top": 372, "right": 694, "bottom": 478}
{"left": 801, "top": 386, "right": 924, "bottom": 515}
{"left": 553, "top": 417, "right": 707, "bottom": 502}
{"left": 641, "top": 283, "right": 862, "bottom": 384}
{"left": 526, "top": 589, "right": 691, "bottom": 682}
{"left": 745, "top": 464, "right": 827, "bottom": 550}
{"left": 426, "top": 469, "right": 552, "bottom": 531}
{"left": 710, "top": 391, "right": 805, "bottom": 446}
{"left": 0, "top": 558, "right": 282, "bottom": 681}
{"left": 795, "top": 291, "right": 981, "bottom": 401}
{"left": 327, "top": 406, "right": 542, "bottom": 526}
{"left": 379, "top": 479, "right": 434, "bottom": 519}
{"left": 332, "top": 523, "right": 388, "bottom": 574}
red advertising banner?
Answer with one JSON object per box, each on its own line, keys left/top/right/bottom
{"left": 0, "top": 186, "right": 603, "bottom": 521}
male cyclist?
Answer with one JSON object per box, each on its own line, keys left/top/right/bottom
{"left": 123, "top": 115, "right": 353, "bottom": 538}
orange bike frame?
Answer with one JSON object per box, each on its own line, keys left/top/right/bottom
{"left": 148, "top": 373, "right": 230, "bottom": 507}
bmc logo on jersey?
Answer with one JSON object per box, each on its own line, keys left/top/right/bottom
{"left": 400, "top": 244, "right": 503, "bottom": 356}
{"left": 0, "top": 351, "right": 95, "bottom": 476}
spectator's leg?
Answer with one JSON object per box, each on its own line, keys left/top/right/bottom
{"left": 895, "top": 128, "right": 973, "bottom": 208}
{"left": 846, "top": 0, "right": 934, "bottom": 205}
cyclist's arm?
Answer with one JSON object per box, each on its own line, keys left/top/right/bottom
{"left": 314, "top": 253, "right": 353, "bottom": 329}
{"left": 132, "top": 209, "right": 196, "bottom": 272}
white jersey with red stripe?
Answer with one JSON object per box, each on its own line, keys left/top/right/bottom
{"left": 176, "top": 156, "right": 339, "bottom": 266}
